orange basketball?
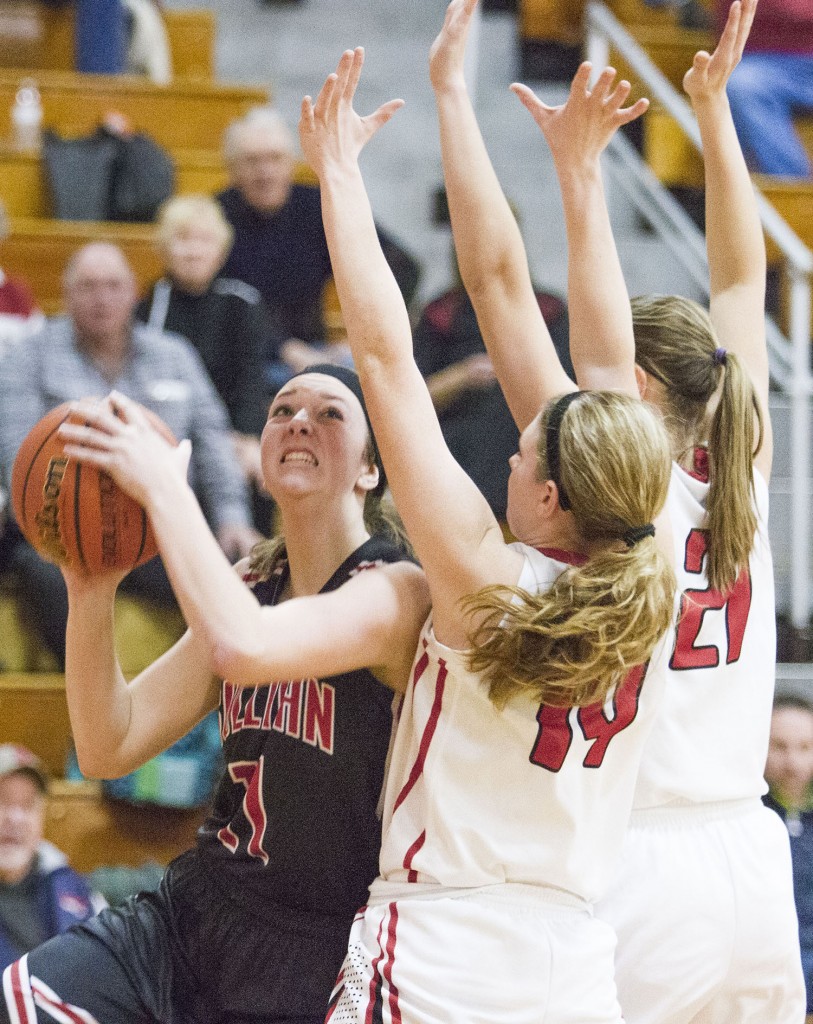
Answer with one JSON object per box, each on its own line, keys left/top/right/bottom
{"left": 11, "top": 400, "right": 177, "bottom": 573}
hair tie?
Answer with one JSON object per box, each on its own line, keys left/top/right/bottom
{"left": 545, "top": 391, "right": 583, "bottom": 511}
{"left": 713, "top": 347, "right": 727, "bottom": 366}
{"left": 622, "top": 523, "right": 655, "bottom": 548}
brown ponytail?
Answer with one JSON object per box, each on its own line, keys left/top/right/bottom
{"left": 466, "top": 391, "right": 676, "bottom": 708}
{"left": 632, "top": 295, "right": 763, "bottom": 593}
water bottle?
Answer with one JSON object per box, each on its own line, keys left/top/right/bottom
{"left": 11, "top": 78, "right": 42, "bottom": 152}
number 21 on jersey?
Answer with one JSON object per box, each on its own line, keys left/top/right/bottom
{"left": 670, "top": 528, "right": 752, "bottom": 670}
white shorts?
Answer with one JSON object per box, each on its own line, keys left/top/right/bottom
{"left": 595, "top": 799, "right": 805, "bottom": 1024}
{"left": 326, "top": 882, "right": 625, "bottom": 1024}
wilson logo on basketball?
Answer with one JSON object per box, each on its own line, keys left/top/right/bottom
{"left": 34, "top": 455, "right": 69, "bottom": 565}
{"left": 11, "top": 400, "right": 177, "bottom": 574}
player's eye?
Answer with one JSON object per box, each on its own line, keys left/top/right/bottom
{"left": 322, "top": 406, "right": 344, "bottom": 420}
{"left": 269, "top": 403, "right": 293, "bottom": 418}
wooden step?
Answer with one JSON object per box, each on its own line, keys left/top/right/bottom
{"left": 45, "top": 778, "right": 207, "bottom": 873}
{"left": 0, "top": 4, "right": 216, "bottom": 80}
{"left": 0, "top": 70, "right": 270, "bottom": 154}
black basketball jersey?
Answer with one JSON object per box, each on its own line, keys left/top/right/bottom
{"left": 196, "top": 536, "right": 408, "bottom": 920}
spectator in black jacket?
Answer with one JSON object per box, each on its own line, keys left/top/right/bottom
{"left": 217, "top": 106, "right": 420, "bottom": 390}
{"left": 137, "top": 195, "right": 270, "bottom": 497}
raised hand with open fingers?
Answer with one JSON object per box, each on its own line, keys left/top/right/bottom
{"left": 683, "top": 0, "right": 757, "bottom": 104}
{"left": 511, "top": 62, "right": 649, "bottom": 170}
{"left": 429, "top": 0, "right": 478, "bottom": 93}
{"left": 299, "top": 47, "right": 404, "bottom": 180}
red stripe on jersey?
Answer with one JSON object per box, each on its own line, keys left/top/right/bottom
{"left": 31, "top": 977, "right": 98, "bottom": 1024}
{"left": 403, "top": 829, "right": 426, "bottom": 883}
{"left": 7, "top": 959, "right": 35, "bottom": 1024}
{"left": 535, "top": 546, "right": 588, "bottom": 567}
{"left": 217, "top": 823, "right": 239, "bottom": 853}
{"left": 393, "top": 657, "right": 447, "bottom": 815}
{"left": 366, "top": 916, "right": 387, "bottom": 1024}
{"left": 384, "top": 903, "right": 402, "bottom": 1024}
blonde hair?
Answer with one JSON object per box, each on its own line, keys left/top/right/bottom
{"left": 467, "top": 391, "right": 675, "bottom": 709}
{"left": 632, "top": 294, "right": 763, "bottom": 593}
{"left": 155, "top": 195, "right": 234, "bottom": 255}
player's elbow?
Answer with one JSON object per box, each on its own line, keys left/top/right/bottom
{"left": 74, "top": 745, "right": 128, "bottom": 780}
{"left": 210, "top": 633, "right": 264, "bottom": 688}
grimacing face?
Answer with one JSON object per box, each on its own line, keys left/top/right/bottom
{"left": 260, "top": 374, "right": 376, "bottom": 503}
{"left": 0, "top": 772, "right": 45, "bottom": 884}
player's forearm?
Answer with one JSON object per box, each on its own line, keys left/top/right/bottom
{"left": 695, "top": 94, "right": 765, "bottom": 299}
{"left": 64, "top": 590, "right": 134, "bottom": 777}
{"left": 435, "top": 84, "right": 562, "bottom": 426}
{"left": 557, "top": 160, "right": 637, "bottom": 393}
{"left": 435, "top": 82, "right": 527, "bottom": 298}
{"left": 141, "top": 472, "right": 263, "bottom": 666}
{"left": 318, "top": 163, "right": 413, "bottom": 375}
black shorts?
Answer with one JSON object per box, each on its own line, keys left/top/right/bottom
{"left": 1, "top": 850, "right": 353, "bottom": 1024}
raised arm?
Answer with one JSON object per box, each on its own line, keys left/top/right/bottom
{"left": 430, "top": 0, "right": 573, "bottom": 430}
{"left": 683, "top": 0, "right": 772, "bottom": 476}
{"left": 512, "top": 64, "right": 649, "bottom": 397}
{"left": 299, "top": 49, "right": 524, "bottom": 649}
{"left": 63, "top": 570, "right": 220, "bottom": 779}
{"left": 59, "top": 396, "right": 429, "bottom": 693}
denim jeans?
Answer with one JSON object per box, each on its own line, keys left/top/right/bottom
{"left": 727, "top": 52, "right": 813, "bottom": 178}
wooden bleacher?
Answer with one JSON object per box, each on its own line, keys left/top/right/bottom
{"left": 518, "top": 0, "right": 712, "bottom": 76}
{"left": 0, "top": 148, "right": 319, "bottom": 222}
{"left": 46, "top": 778, "right": 207, "bottom": 873}
{"left": 0, "top": 3, "right": 216, "bottom": 80}
{"left": 0, "top": 674, "right": 71, "bottom": 775}
{"left": 0, "top": 70, "right": 269, "bottom": 153}
{"left": 0, "top": 673, "right": 206, "bottom": 872}
{"left": 0, "top": 146, "right": 228, "bottom": 219}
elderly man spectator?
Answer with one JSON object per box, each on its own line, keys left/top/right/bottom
{"left": 0, "top": 242, "right": 258, "bottom": 668}
{"left": 719, "top": 0, "right": 813, "bottom": 178}
{"left": 217, "top": 106, "right": 420, "bottom": 382}
{"left": 0, "top": 744, "right": 103, "bottom": 971}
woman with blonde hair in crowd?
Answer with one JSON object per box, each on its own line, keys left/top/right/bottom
{"left": 434, "top": 0, "right": 804, "bottom": 1018}
{"left": 137, "top": 194, "right": 271, "bottom": 503}
{"left": 298, "top": 44, "right": 676, "bottom": 1023}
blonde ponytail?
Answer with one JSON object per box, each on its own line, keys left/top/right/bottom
{"left": 467, "top": 391, "right": 676, "bottom": 708}
{"left": 706, "top": 350, "right": 763, "bottom": 592}
{"left": 631, "top": 295, "right": 764, "bottom": 594}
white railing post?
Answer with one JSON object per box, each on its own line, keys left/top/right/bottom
{"left": 789, "top": 269, "right": 813, "bottom": 630}
{"left": 585, "top": 21, "right": 609, "bottom": 77}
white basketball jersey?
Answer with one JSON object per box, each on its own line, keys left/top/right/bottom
{"left": 633, "top": 458, "right": 775, "bottom": 808}
{"left": 378, "top": 544, "right": 670, "bottom": 904}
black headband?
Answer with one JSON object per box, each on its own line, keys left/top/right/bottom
{"left": 545, "top": 391, "right": 583, "bottom": 511}
{"left": 288, "top": 363, "right": 386, "bottom": 496}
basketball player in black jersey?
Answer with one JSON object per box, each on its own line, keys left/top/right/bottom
{"left": 1, "top": 366, "right": 429, "bottom": 1024}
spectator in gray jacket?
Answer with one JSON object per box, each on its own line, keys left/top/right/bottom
{"left": 0, "top": 242, "right": 259, "bottom": 667}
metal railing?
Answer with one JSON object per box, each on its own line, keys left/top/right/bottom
{"left": 586, "top": 1, "right": 813, "bottom": 630}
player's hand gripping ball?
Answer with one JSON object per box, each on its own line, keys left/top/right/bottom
{"left": 11, "top": 400, "right": 176, "bottom": 573}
